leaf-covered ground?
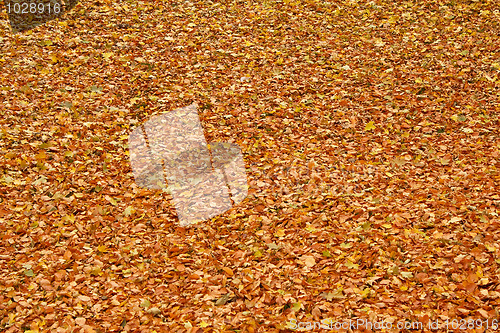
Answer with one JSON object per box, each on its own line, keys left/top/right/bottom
{"left": 0, "top": 0, "right": 499, "bottom": 331}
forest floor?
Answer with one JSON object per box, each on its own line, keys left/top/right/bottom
{"left": 0, "top": 0, "right": 499, "bottom": 332}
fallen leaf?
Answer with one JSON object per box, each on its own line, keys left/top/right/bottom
{"left": 365, "top": 121, "right": 376, "bottom": 131}
{"left": 302, "top": 255, "right": 316, "bottom": 267}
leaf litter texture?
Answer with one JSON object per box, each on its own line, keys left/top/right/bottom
{"left": 0, "top": 0, "right": 499, "bottom": 332}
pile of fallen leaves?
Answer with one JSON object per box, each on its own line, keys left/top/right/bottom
{"left": 0, "top": 0, "right": 499, "bottom": 331}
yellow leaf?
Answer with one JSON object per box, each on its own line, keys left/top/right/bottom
{"left": 440, "top": 157, "right": 450, "bottom": 165}
{"left": 199, "top": 321, "right": 209, "bottom": 328}
{"left": 124, "top": 206, "right": 135, "bottom": 217}
{"left": 90, "top": 266, "right": 102, "bottom": 276}
{"left": 388, "top": 16, "right": 398, "bottom": 23}
{"left": 476, "top": 266, "right": 483, "bottom": 278}
{"left": 62, "top": 214, "right": 75, "bottom": 223}
{"left": 274, "top": 229, "right": 285, "bottom": 237}
{"left": 360, "top": 288, "right": 371, "bottom": 298}
{"left": 485, "top": 243, "right": 496, "bottom": 252}
{"left": 18, "top": 160, "right": 28, "bottom": 169}
{"left": 364, "top": 121, "right": 376, "bottom": 131}
{"left": 345, "top": 260, "right": 359, "bottom": 269}
{"left": 24, "top": 269, "right": 35, "bottom": 277}
{"left": 292, "top": 302, "right": 301, "bottom": 311}
{"left": 103, "top": 52, "right": 114, "bottom": 60}
{"left": 97, "top": 245, "right": 107, "bottom": 253}
{"left": 105, "top": 196, "right": 117, "bottom": 206}
{"left": 484, "top": 74, "right": 495, "bottom": 82}
{"left": 305, "top": 225, "right": 317, "bottom": 232}
{"left": 140, "top": 299, "right": 151, "bottom": 308}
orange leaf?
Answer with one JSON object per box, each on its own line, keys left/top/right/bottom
{"left": 222, "top": 267, "right": 234, "bottom": 276}
{"left": 63, "top": 250, "right": 72, "bottom": 261}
